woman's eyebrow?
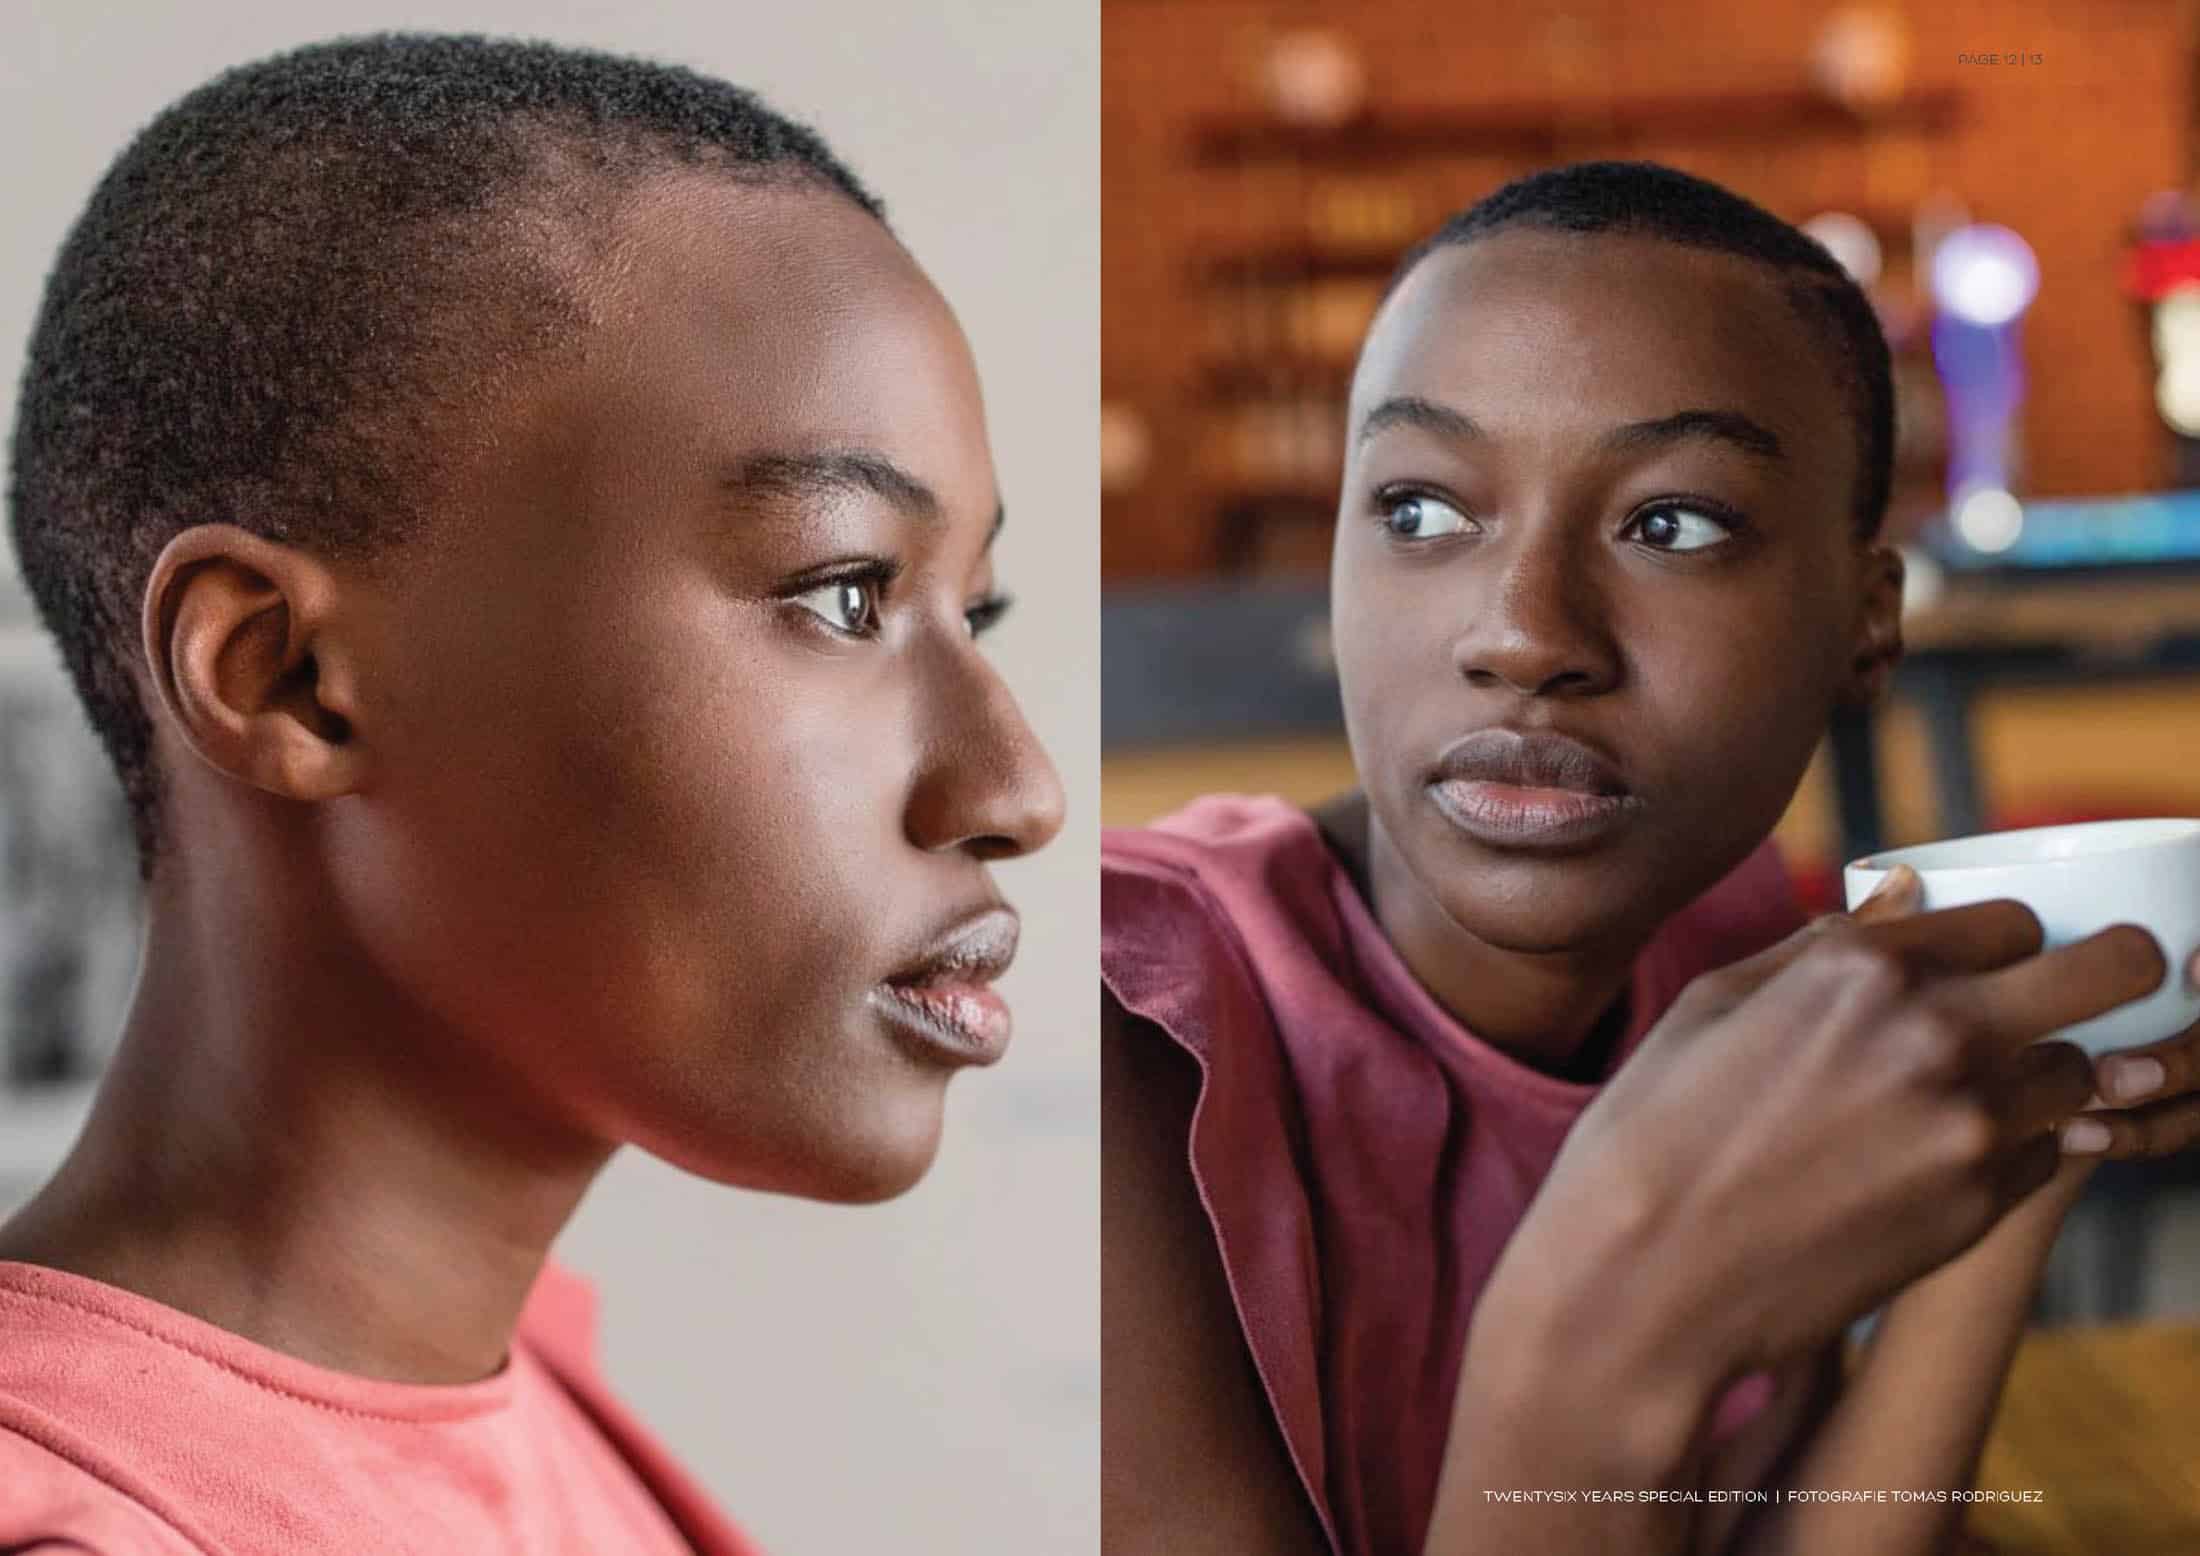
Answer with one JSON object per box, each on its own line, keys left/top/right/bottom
{"left": 720, "top": 449, "right": 1006, "bottom": 542}
{"left": 1600, "top": 408, "right": 1785, "bottom": 462}
{"left": 1356, "top": 395, "right": 1480, "bottom": 448}
{"left": 1356, "top": 395, "right": 1786, "bottom": 463}
{"left": 724, "top": 449, "right": 942, "bottom": 520}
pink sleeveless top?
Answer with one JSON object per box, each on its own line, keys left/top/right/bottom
{"left": 1102, "top": 795, "right": 1809, "bottom": 1556}
{"left": 0, "top": 1257, "right": 761, "bottom": 1555}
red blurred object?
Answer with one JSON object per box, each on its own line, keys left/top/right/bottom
{"left": 1790, "top": 856, "right": 1845, "bottom": 917}
{"left": 2124, "top": 238, "right": 2200, "bottom": 301}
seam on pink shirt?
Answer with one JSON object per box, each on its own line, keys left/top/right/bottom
{"left": 0, "top": 1411, "right": 217, "bottom": 1555}
{"left": 0, "top": 1284, "right": 521, "bottom": 1426}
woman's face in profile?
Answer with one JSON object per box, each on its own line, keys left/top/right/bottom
{"left": 333, "top": 173, "right": 1065, "bottom": 1203}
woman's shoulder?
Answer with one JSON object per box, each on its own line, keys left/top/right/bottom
{"left": 0, "top": 1423, "right": 199, "bottom": 1554}
{"left": 1103, "top": 793, "right": 1350, "bottom": 1050}
{"left": 1099, "top": 986, "right": 1334, "bottom": 1556}
{"left": 1102, "top": 791, "right": 1326, "bottom": 876}
{"left": 1102, "top": 790, "right": 1362, "bottom": 922}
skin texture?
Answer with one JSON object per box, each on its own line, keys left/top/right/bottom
{"left": 1333, "top": 229, "right": 1902, "bottom": 1071}
{"left": 0, "top": 173, "right": 1064, "bottom": 1386}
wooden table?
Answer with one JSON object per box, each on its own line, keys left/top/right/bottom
{"left": 1968, "top": 1322, "right": 2200, "bottom": 1554}
{"left": 1824, "top": 567, "right": 2200, "bottom": 864}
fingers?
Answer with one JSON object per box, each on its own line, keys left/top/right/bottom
{"left": 1849, "top": 863, "right": 1922, "bottom": 924}
{"left": 2059, "top": 1089, "right": 2200, "bottom": 1159}
{"left": 1941, "top": 923, "right": 2169, "bottom": 1055}
{"left": 1991, "top": 1127, "right": 2065, "bottom": 1205}
{"left": 1686, "top": 913, "right": 1852, "bottom": 1014}
{"left": 2091, "top": 1012, "right": 2200, "bottom": 1107}
{"left": 1993, "top": 1040, "right": 2095, "bottom": 1139}
{"left": 1856, "top": 898, "right": 2046, "bottom": 980}
{"left": 1697, "top": 869, "right": 1996, "bottom": 1013}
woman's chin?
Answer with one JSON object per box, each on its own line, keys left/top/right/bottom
{"left": 1433, "top": 881, "right": 1641, "bottom": 958}
{"left": 658, "top": 1093, "right": 949, "bottom": 1204}
{"left": 803, "top": 1126, "right": 944, "bottom": 1205}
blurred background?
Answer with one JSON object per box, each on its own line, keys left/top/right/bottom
{"left": 1104, "top": 0, "right": 2200, "bottom": 1334}
{"left": 1, "top": 3, "right": 1095, "bottom": 1552}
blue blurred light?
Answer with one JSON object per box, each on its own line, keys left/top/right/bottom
{"left": 1926, "top": 491, "right": 2200, "bottom": 570}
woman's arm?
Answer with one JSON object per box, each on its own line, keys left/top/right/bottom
{"left": 1101, "top": 992, "right": 1332, "bottom": 1556}
{"left": 1421, "top": 1139, "right": 2081, "bottom": 1556}
{"left": 1421, "top": 868, "right": 2145, "bottom": 1556}
{"left": 1418, "top": 1186, "right": 1759, "bottom": 1556}
{"left": 1691, "top": 1344, "right": 1849, "bottom": 1556}
{"left": 1712, "top": 1155, "right": 2096, "bottom": 1556}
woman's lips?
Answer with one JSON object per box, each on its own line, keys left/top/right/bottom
{"left": 871, "top": 980, "right": 1012, "bottom": 1066}
{"left": 874, "top": 904, "right": 1020, "bottom": 1067}
{"left": 1429, "top": 778, "right": 1643, "bottom": 850}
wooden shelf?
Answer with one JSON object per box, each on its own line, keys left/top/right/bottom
{"left": 1193, "top": 247, "right": 1404, "bottom": 284}
{"left": 1189, "top": 86, "right": 1963, "bottom": 166}
{"left": 1195, "top": 358, "right": 1354, "bottom": 399}
{"left": 1208, "top": 482, "right": 1341, "bottom": 511}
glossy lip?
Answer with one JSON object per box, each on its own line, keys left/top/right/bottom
{"left": 871, "top": 905, "right": 1020, "bottom": 1067}
{"left": 1428, "top": 726, "right": 1644, "bottom": 851}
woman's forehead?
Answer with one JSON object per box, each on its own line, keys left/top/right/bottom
{"left": 577, "top": 179, "right": 996, "bottom": 508}
{"left": 1352, "top": 230, "right": 1846, "bottom": 456}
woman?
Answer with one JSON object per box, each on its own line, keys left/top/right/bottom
{"left": 0, "top": 32, "right": 1064, "bottom": 1552}
{"left": 1102, "top": 161, "right": 2200, "bottom": 1556}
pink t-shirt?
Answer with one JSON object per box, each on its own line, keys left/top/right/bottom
{"left": 1102, "top": 794, "right": 1809, "bottom": 1556}
{"left": 0, "top": 1255, "right": 761, "bottom": 1555}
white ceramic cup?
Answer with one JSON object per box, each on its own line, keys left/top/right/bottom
{"left": 1843, "top": 818, "right": 2200, "bottom": 1058}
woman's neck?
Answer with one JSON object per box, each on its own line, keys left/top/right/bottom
{"left": 1312, "top": 789, "right": 1641, "bottom": 1078}
{"left": 0, "top": 869, "right": 614, "bottom": 1385}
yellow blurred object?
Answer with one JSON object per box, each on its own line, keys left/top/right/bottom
{"left": 1969, "top": 1323, "right": 2200, "bottom": 1555}
{"left": 1100, "top": 402, "right": 1153, "bottom": 495}
{"left": 1810, "top": 8, "right": 1912, "bottom": 110}
{"left": 1259, "top": 28, "right": 1366, "bottom": 128}
{"left": 1299, "top": 279, "right": 1386, "bottom": 360}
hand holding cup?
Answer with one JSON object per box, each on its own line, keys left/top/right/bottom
{"left": 1846, "top": 818, "right": 2200, "bottom": 1159}
{"left": 1519, "top": 861, "right": 2165, "bottom": 1378}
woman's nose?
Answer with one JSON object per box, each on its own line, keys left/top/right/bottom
{"left": 1449, "top": 533, "right": 1621, "bottom": 697}
{"left": 903, "top": 650, "right": 1067, "bottom": 860}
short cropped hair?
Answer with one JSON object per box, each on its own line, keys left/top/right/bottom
{"left": 1390, "top": 160, "right": 1894, "bottom": 546}
{"left": 7, "top": 32, "right": 883, "bottom": 876}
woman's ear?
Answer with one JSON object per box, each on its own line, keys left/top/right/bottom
{"left": 1834, "top": 541, "right": 1906, "bottom": 710}
{"left": 139, "top": 524, "right": 371, "bottom": 803}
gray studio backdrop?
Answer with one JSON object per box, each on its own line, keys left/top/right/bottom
{"left": 0, "top": 3, "right": 1097, "bottom": 1550}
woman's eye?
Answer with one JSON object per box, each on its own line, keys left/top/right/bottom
{"left": 1379, "top": 492, "right": 1473, "bottom": 540}
{"left": 793, "top": 577, "right": 882, "bottom": 637}
{"left": 1629, "top": 504, "right": 1733, "bottom": 553}
{"left": 964, "top": 592, "right": 1013, "bottom": 639}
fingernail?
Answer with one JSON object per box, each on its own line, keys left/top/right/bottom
{"left": 2062, "top": 1118, "right": 2112, "bottom": 1154}
{"left": 2106, "top": 1057, "right": 2166, "bottom": 1103}
{"left": 1866, "top": 864, "right": 1917, "bottom": 903}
